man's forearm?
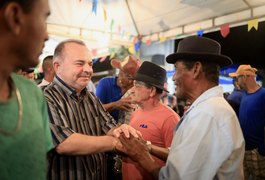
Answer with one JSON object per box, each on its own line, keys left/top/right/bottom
{"left": 102, "top": 102, "right": 117, "bottom": 112}
{"left": 56, "top": 133, "right": 116, "bottom": 155}
{"left": 138, "top": 153, "right": 162, "bottom": 180}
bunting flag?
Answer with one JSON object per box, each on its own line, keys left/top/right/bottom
{"left": 128, "top": 45, "right": 135, "bottom": 54}
{"left": 197, "top": 30, "right": 204, "bottom": 36}
{"left": 134, "top": 41, "right": 141, "bottom": 52}
{"left": 103, "top": 8, "right": 107, "bottom": 22}
{"left": 220, "top": 24, "right": 230, "bottom": 38}
{"left": 159, "top": 36, "right": 166, "bottom": 42}
{"left": 146, "top": 38, "right": 152, "bottom": 45}
{"left": 92, "top": 0, "right": 98, "bottom": 15}
{"left": 248, "top": 19, "right": 259, "bottom": 31}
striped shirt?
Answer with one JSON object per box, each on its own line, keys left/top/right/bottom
{"left": 44, "top": 76, "right": 117, "bottom": 180}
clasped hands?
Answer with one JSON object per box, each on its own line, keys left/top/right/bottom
{"left": 109, "top": 124, "right": 150, "bottom": 161}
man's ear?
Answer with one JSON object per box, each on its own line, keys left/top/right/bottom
{"left": 53, "top": 62, "right": 60, "bottom": 73}
{"left": 192, "top": 61, "right": 203, "bottom": 79}
{"left": 4, "top": 2, "right": 24, "bottom": 35}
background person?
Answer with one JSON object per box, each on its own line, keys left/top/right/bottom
{"left": 229, "top": 64, "right": 265, "bottom": 179}
{"left": 96, "top": 55, "right": 141, "bottom": 122}
{"left": 38, "top": 55, "right": 55, "bottom": 88}
{"left": 122, "top": 61, "right": 180, "bottom": 180}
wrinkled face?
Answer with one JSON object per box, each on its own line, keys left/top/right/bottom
{"left": 131, "top": 81, "right": 152, "bottom": 104}
{"left": 18, "top": 0, "right": 50, "bottom": 68}
{"left": 172, "top": 61, "right": 193, "bottom": 99}
{"left": 117, "top": 70, "right": 133, "bottom": 89}
{"left": 55, "top": 43, "right": 93, "bottom": 93}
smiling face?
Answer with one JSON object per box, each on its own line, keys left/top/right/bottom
{"left": 54, "top": 42, "right": 93, "bottom": 93}
{"left": 172, "top": 61, "right": 194, "bottom": 99}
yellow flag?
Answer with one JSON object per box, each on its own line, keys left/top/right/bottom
{"left": 248, "top": 19, "right": 259, "bottom": 31}
{"left": 159, "top": 36, "right": 166, "bottom": 42}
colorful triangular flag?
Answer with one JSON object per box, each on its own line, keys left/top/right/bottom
{"left": 248, "top": 19, "right": 259, "bottom": 31}
{"left": 92, "top": 0, "right": 98, "bottom": 15}
{"left": 220, "top": 24, "right": 230, "bottom": 38}
{"left": 103, "top": 8, "right": 107, "bottom": 22}
{"left": 197, "top": 30, "right": 204, "bottom": 36}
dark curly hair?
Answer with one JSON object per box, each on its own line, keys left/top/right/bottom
{"left": 0, "top": 0, "right": 36, "bottom": 12}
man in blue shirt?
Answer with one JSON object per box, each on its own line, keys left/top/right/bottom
{"left": 229, "top": 64, "right": 265, "bottom": 179}
{"left": 96, "top": 55, "right": 141, "bottom": 122}
{"left": 227, "top": 78, "right": 244, "bottom": 116}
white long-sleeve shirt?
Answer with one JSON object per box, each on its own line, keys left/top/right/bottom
{"left": 159, "top": 86, "right": 245, "bottom": 180}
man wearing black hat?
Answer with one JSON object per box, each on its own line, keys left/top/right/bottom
{"left": 119, "top": 36, "right": 245, "bottom": 180}
{"left": 122, "top": 61, "right": 180, "bottom": 180}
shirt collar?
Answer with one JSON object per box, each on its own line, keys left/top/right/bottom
{"left": 189, "top": 86, "right": 223, "bottom": 110}
{"left": 54, "top": 75, "right": 87, "bottom": 97}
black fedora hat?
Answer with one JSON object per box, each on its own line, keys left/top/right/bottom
{"left": 132, "top": 61, "right": 168, "bottom": 92}
{"left": 166, "top": 36, "right": 232, "bottom": 67}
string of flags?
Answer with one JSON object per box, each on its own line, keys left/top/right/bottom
{"left": 79, "top": 0, "right": 260, "bottom": 60}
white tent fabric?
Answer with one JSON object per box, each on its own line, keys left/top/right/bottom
{"left": 43, "top": 0, "right": 265, "bottom": 59}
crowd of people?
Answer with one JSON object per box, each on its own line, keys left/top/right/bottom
{"left": 1, "top": 0, "right": 265, "bottom": 180}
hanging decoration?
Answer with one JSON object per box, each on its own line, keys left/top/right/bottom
{"left": 159, "top": 35, "right": 166, "bottom": 42}
{"left": 146, "top": 38, "right": 152, "bottom": 46}
{"left": 103, "top": 8, "right": 107, "bottom": 22}
{"left": 134, "top": 41, "right": 141, "bottom": 52}
{"left": 92, "top": 0, "right": 98, "bottom": 15}
{"left": 248, "top": 19, "right": 258, "bottom": 31}
{"left": 220, "top": 24, "right": 230, "bottom": 38}
{"left": 128, "top": 45, "right": 135, "bottom": 54}
{"left": 197, "top": 30, "right": 204, "bottom": 36}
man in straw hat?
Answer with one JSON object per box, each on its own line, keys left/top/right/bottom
{"left": 96, "top": 55, "right": 141, "bottom": 123}
{"left": 229, "top": 64, "right": 265, "bottom": 179}
{"left": 122, "top": 61, "right": 180, "bottom": 180}
{"left": 119, "top": 36, "right": 245, "bottom": 180}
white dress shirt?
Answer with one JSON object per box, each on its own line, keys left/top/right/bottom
{"left": 159, "top": 86, "right": 245, "bottom": 180}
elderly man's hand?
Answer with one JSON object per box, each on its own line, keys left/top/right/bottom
{"left": 119, "top": 133, "right": 152, "bottom": 163}
{"left": 115, "top": 96, "right": 134, "bottom": 111}
{"left": 111, "top": 124, "right": 142, "bottom": 138}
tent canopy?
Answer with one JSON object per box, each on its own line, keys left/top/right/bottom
{"left": 44, "top": 0, "right": 265, "bottom": 58}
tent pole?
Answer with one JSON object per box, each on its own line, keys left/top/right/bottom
{"left": 125, "top": 0, "right": 140, "bottom": 35}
